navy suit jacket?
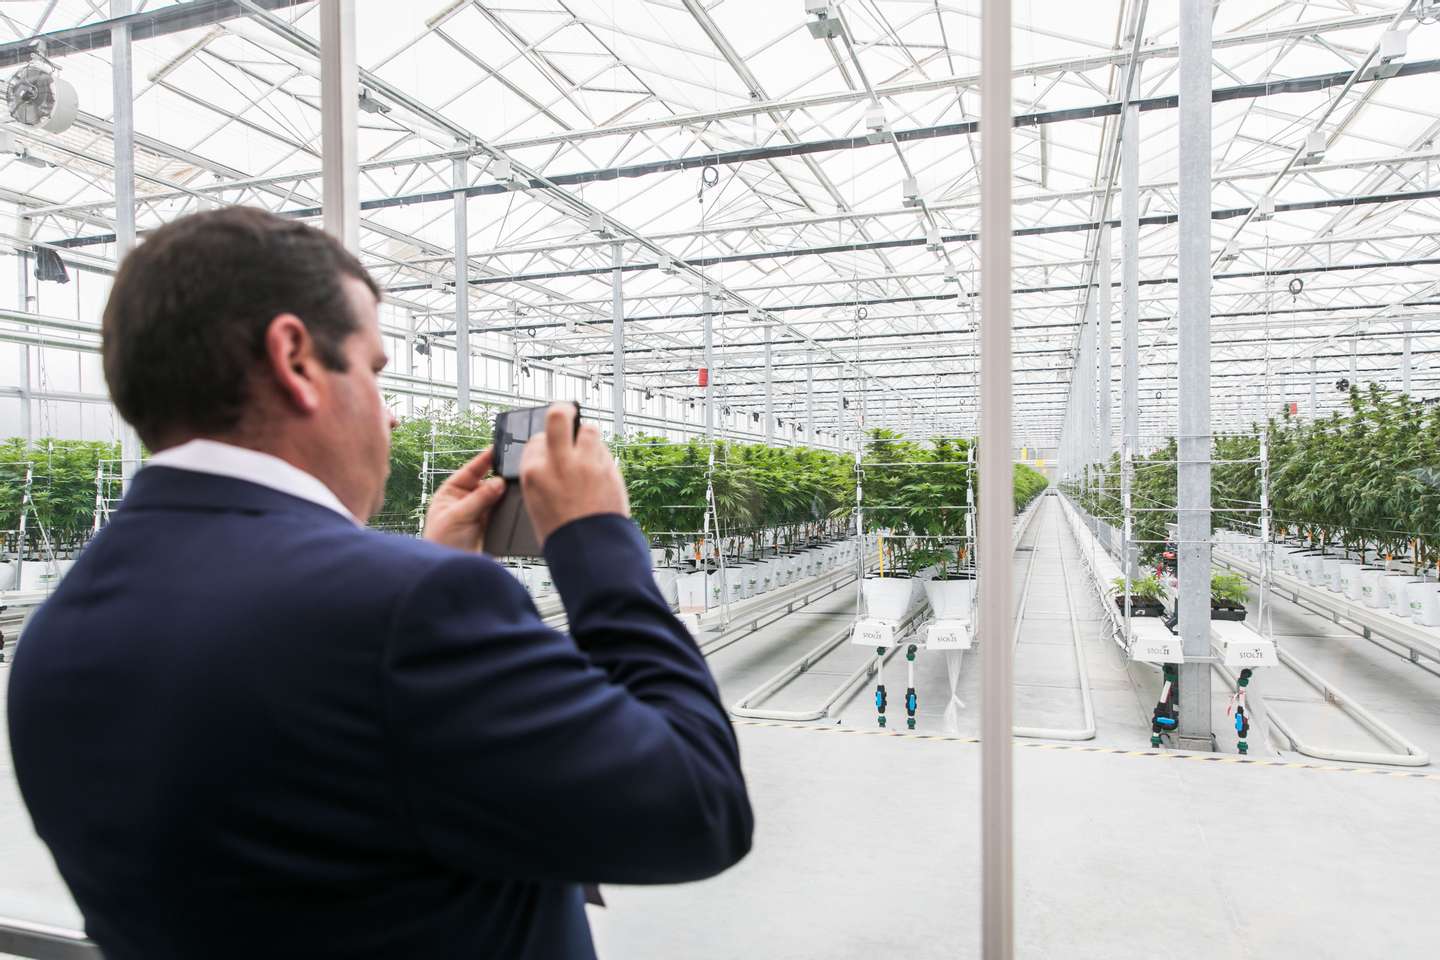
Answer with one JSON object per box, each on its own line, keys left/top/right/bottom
{"left": 7, "top": 467, "right": 752, "bottom": 959}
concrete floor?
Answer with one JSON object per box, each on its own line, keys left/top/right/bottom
{"left": 5, "top": 496, "right": 1440, "bottom": 958}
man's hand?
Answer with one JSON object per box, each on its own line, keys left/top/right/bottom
{"left": 520, "top": 403, "right": 630, "bottom": 546}
{"left": 423, "top": 447, "right": 507, "bottom": 552}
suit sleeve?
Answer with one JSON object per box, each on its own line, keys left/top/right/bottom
{"left": 382, "top": 513, "right": 753, "bottom": 885}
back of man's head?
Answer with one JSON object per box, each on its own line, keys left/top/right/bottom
{"left": 102, "top": 207, "right": 379, "bottom": 450}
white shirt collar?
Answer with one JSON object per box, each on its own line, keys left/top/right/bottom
{"left": 146, "top": 439, "right": 356, "bottom": 523}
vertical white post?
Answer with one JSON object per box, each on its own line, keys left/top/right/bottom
{"left": 1309, "top": 356, "right": 1318, "bottom": 419}
{"left": 703, "top": 290, "right": 715, "bottom": 440}
{"left": 1403, "top": 319, "right": 1413, "bottom": 395}
{"left": 113, "top": 0, "right": 143, "bottom": 485}
{"left": 805, "top": 351, "right": 815, "bottom": 446}
{"left": 979, "top": 0, "right": 1014, "bottom": 955}
{"left": 320, "top": 0, "right": 359, "bottom": 252}
{"left": 764, "top": 325, "right": 774, "bottom": 443}
{"left": 453, "top": 158, "right": 470, "bottom": 414}
{"left": 1349, "top": 338, "right": 1358, "bottom": 389}
{"left": 1098, "top": 226, "right": 1113, "bottom": 463}
{"left": 611, "top": 241, "right": 626, "bottom": 438}
{"left": 1121, "top": 89, "right": 1140, "bottom": 578}
{"left": 16, "top": 213, "right": 32, "bottom": 444}
{"left": 1176, "top": 0, "right": 1214, "bottom": 752}
{"left": 404, "top": 313, "right": 416, "bottom": 417}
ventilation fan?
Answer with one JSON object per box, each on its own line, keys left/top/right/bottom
{"left": 1335, "top": 378, "right": 1351, "bottom": 392}
{"left": 7, "top": 64, "right": 79, "bottom": 134}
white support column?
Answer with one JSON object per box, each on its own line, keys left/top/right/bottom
{"left": 1175, "top": 0, "right": 1214, "bottom": 752}
{"left": 1403, "top": 319, "right": 1413, "bottom": 395}
{"left": 764, "top": 325, "right": 774, "bottom": 443}
{"left": 113, "top": 0, "right": 143, "bottom": 487}
{"left": 1349, "top": 338, "right": 1358, "bottom": 389}
{"left": 1080, "top": 299, "right": 1096, "bottom": 465}
{"left": 1309, "top": 356, "right": 1318, "bottom": 419}
{"left": 1121, "top": 91, "right": 1140, "bottom": 577}
{"left": 453, "top": 158, "right": 470, "bottom": 414}
{"left": 703, "top": 290, "right": 715, "bottom": 440}
{"left": 16, "top": 213, "right": 32, "bottom": 443}
{"left": 320, "top": 0, "right": 359, "bottom": 252}
{"left": 1098, "top": 226, "right": 1113, "bottom": 463}
{"left": 805, "top": 351, "right": 815, "bottom": 447}
{"left": 610, "top": 241, "right": 626, "bottom": 438}
{"left": 979, "top": 0, "right": 1014, "bottom": 956}
{"left": 404, "top": 313, "right": 416, "bottom": 417}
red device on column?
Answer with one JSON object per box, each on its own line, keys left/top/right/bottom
{"left": 698, "top": 367, "right": 709, "bottom": 387}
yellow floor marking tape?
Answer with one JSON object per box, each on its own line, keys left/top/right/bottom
{"left": 730, "top": 718, "right": 1440, "bottom": 782}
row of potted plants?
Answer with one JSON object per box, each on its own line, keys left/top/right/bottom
{"left": 1065, "top": 385, "right": 1440, "bottom": 572}
{"left": 615, "top": 434, "right": 861, "bottom": 611}
{"left": 0, "top": 438, "right": 121, "bottom": 559}
{"left": 1215, "top": 529, "right": 1440, "bottom": 628}
{"left": 859, "top": 430, "right": 1050, "bottom": 622}
{"left": 1108, "top": 570, "right": 1250, "bottom": 622}
{"left": 1064, "top": 384, "right": 1440, "bottom": 627}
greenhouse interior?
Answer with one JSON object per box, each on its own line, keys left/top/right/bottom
{"left": 3, "top": 0, "right": 1440, "bottom": 957}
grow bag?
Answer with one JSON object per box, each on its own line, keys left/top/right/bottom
{"left": 1404, "top": 581, "right": 1440, "bottom": 627}
{"left": 925, "top": 576, "right": 976, "bottom": 621}
{"left": 862, "top": 575, "right": 922, "bottom": 622}
{"left": 652, "top": 567, "right": 681, "bottom": 607}
{"left": 1359, "top": 567, "right": 1387, "bottom": 609}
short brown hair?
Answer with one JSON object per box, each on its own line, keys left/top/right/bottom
{"left": 102, "top": 207, "right": 379, "bottom": 448}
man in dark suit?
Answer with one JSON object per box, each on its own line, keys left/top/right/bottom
{"left": 6, "top": 208, "right": 752, "bottom": 959}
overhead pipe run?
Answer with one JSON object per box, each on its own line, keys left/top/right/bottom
{"left": 374, "top": 197, "right": 1440, "bottom": 295}
{"left": 40, "top": 58, "right": 1440, "bottom": 253}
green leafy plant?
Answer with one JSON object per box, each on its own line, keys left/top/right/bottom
{"left": 1210, "top": 571, "right": 1249, "bottom": 607}
{"left": 1112, "top": 573, "right": 1165, "bottom": 602}
{"left": 0, "top": 438, "right": 121, "bottom": 555}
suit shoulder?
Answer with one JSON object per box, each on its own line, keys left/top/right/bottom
{"left": 349, "top": 528, "right": 527, "bottom": 599}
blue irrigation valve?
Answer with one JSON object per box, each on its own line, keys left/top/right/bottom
{"left": 1155, "top": 715, "right": 1177, "bottom": 730}
{"left": 906, "top": 689, "right": 917, "bottom": 714}
{"left": 875, "top": 685, "right": 887, "bottom": 713}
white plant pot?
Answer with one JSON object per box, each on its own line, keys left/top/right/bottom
{"left": 1405, "top": 581, "right": 1440, "bottom": 626}
{"left": 1282, "top": 549, "right": 1306, "bottom": 578}
{"left": 924, "top": 578, "right": 976, "bottom": 621}
{"left": 759, "top": 558, "right": 780, "bottom": 593}
{"left": 862, "top": 576, "right": 920, "bottom": 622}
{"left": 1339, "top": 562, "right": 1365, "bottom": 601}
{"left": 1383, "top": 575, "right": 1415, "bottom": 618}
{"left": 677, "top": 570, "right": 713, "bottom": 611}
{"left": 727, "top": 567, "right": 748, "bottom": 603}
{"left": 653, "top": 568, "right": 680, "bottom": 607}
{"left": 1322, "top": 556, "right": 1345, "bottom": 593}
{"left": 1360, "top": 568, "right": 1386, "bottom": 609}
{"left": 1299, "top": 553, "right": 1323, "bottom": 585}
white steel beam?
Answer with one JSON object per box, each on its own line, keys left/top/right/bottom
{"left": 1176, "top": 0, "right": 1214, "bottom": 752}
{"left": 453, "top": 157, "right": 470, "bottom": 414}
{"left": 611, "top": 241, "right": 626, "bottom": 438}
{"left": 1122, "top": 82, "right": 1140, "bottom": 577}
{"left": 319, "top": 0, "right": 359, "bottom": 252}
{"left": 113, "top": 0, "right": 142, "bottom": 488}
{"left": 979, "top": 0, "right": 1014, "bottom": 957}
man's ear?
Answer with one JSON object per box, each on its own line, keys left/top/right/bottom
{"left": 263, "top": 313, "right": 323, "bottom": 414}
